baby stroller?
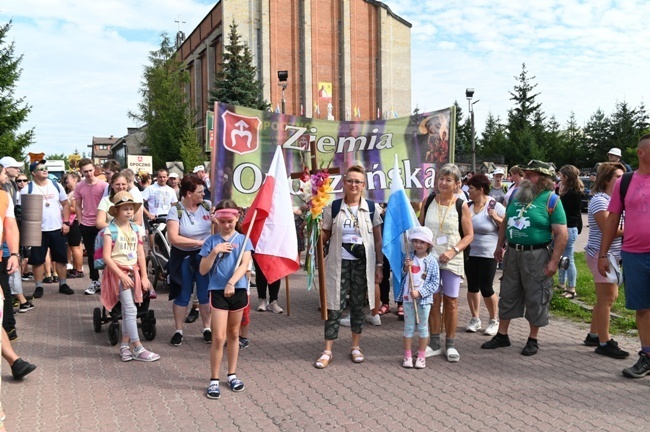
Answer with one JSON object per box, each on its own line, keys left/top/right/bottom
{"left": 93, "top": 291, "right": 157, "bottom": 346}
{"left": 146, "top": 216, "right": 171, "bottom": 291}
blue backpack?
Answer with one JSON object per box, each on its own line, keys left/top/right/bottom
{"left": 93, "top": 221, "right": 139, "bottom": 270}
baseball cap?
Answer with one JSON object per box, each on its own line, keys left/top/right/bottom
{"left": 193, "top": 165, "right": 205, "bottom": 174}
{"left": 493, "top": 168, "right": 505, "bottom": 176}
{"left": 408, "top": 226, "right": 434, "bottom": 246}
{"left": 29, "top": 160, "right": 47, "bottom": 172}
{"left": 607, "top": 148, "right": 622, "bottom": 157}
{"left": 0, "top": 156, "right": 23, "bottom": 169}
{"left": 168, "top": 172, "right": 179, "bottom": 179}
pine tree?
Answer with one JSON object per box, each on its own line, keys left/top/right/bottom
{"left": 209, "top": 22, "right": 269, "bottom": 110}
{"left": 129, "top": 34, "right": 191, "bottom": 170}
{"left": 179, "top": 113, "right": 205, "bottom": 172}
{"left": 453, "top": 101, "right": 473, "bottom": 161}
{"left": 583, "top": 108, "right": 612, "bottom": 167}
{"left": 478, "top": 113, "right": 507, "bottom": 162}
{"left": 505, "top": 64, "right": 546, "bottom": 165}
{"left": 0, "top": 20, "right": 34, "bottom": 159}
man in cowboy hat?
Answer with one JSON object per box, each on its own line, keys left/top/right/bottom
{"left": 482, "top": 160, "right": 568, "bottom": 356}
{"left": 607, "top": 148, "right": 633, "bottom": 172}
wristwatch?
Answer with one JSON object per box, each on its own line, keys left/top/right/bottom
{"left": 452, "top": 246, "right": 460, "bottom": 254}
{"left": 10, "top": 253, "right": 19, "bottom": 257}
{"left": 63, "top": 221, "right": 71, "bottom": 226}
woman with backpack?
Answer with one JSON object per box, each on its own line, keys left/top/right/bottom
{"left": 419, "top": 164, "right": 474, "bottom": 362}
{"left": 555, "top": 165, "right": 584, "bottom": 299}
{"left": 166, "top": 175, "right": 213, "bottom": 347}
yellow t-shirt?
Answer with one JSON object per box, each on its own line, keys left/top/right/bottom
{"left": 109, "top": 224, "right": 139, "bottom": 266}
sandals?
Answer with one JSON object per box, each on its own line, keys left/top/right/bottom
{"left": 397, "top": 305, "right": 404, "bottom": 321}
{"left": 351, "top": 346, "right": 365, "bottom": 363}
{"left": 133, "top": 348, "right": 160, "bottom": 362}
{"left": 120, "top": 346, "right": 133, "bottom": 362}
{"left": 377, "top": 303, "right": 390, "bottom": 316}
{"left": 314, "top": 350, "right": 333, "bottom": 369}
{"left": 561, "top": 290, "right": 577, "bottom": 299}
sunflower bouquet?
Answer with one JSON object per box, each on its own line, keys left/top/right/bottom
{"left": 298, "top": 165, "right": 333, "bottom": 288}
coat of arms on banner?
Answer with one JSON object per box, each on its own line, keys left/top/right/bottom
{"left": 220, "top": 110, "right": 262, "bottom": 155}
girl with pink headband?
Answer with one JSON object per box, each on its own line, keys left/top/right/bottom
{"left": 199, "top": 199, "right": 253, "bottom": 399}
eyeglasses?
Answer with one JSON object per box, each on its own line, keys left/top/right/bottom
{"left": 16, "top": 179, "right": 27, "bottom": 183}
{"left": 345, "top": 179, "right": 364, "bottom": 185}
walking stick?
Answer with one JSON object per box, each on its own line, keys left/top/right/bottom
{"left": 403, "top": 234, "right": 419, "bottom": 324}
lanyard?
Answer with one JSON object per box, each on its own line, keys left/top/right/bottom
{"left": 436, "top": 198, "right": 454, "bottom": 233}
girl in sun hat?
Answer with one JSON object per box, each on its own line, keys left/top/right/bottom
{"left": 100, "top": 191, "right": 160, "bottom": 362}
{"left": 397, "top": 226, "right": 440, "bottom": 369}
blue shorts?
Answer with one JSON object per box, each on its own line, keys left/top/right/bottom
{"left": 172, "top": 254, "right": 210, "bottom": 307}
{"left": 621, "top": 251, "right": 650, "bottom": 310}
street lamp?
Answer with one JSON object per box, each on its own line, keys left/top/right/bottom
{"left": 466, "top": 88, "right": 479, "bottom": 172}
{"left": 278, "top": 70, "right": 288, "bottom": 114}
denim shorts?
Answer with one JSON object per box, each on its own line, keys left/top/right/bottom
{"left": 621, "top": 251, "right": 650, "bottom": 310}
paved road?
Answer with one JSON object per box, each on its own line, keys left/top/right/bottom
{"left": 2, "top": 232, "right": 648, "bottom": 431}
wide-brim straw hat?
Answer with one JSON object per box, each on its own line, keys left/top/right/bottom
{"left": 108, "top": 191, "right": 142, "bottom": 217}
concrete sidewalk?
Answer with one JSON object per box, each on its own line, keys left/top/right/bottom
{"left": 2, "top": 255, "right": 647, "bottom": 431}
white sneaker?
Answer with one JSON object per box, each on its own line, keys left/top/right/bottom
{"left": 365, "top": 314, "right": 381, "bottom": 326}
{"left": 257, "top": 298, "right": 268, "bottom": 311}
{"left": 66, "top": 263, "right": 73, "bottom": 270}
{"left": 446, "top": 347, "right": 460, "bottom": 362}
{"left": 84, "top": 280, "right": 101, "bottom": 295}
{"left": 267, "top": 300, "right": 284, "bottom": 314}
{"left": 402, "top": 357, "right": 413, "bottom": 368}
{"left": 425, "top": 346, "right": 442, "bottom": 357}
{"left": 340, "top": 315, "right": 351, "bottom": 327}
{"left": 414, "top": 357, "right": 426, "bottom": 369}
{"left": 484, "top": 319, "right": 499, "bottom": 336}
{"left": 466, "top": 317, "right": 482, "bottom": 333}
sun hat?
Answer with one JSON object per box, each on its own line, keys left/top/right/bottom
{"left": 29, "top": 160, "right": 47, "bottom": 172}
{"left": 522, "top": 160, "right": 555, "bottom": 177}
{"left": 193, "top": 165, "right": 205, "bottom": 174}
{"left": 0, "top": 156, "right": 23, "bottom": 169}
{"left": 408, "top": 226, "right": 434, "bottom": 246}
{"left": 493, "top": 168, "right": 505, "bottom": 176}
{"left": 605, "top": 253, "right": 623, "bottom": 286}
{"left": 108, "top": 191, "right": 142, "bottom": 217}
{"left": 607, "top": 148, "right": 622, "bottom": 157}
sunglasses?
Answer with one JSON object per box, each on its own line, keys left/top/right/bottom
{"left": 34, "top": 168, "right": 48, "bottom": 172}
{"left": 16, "top": 179, "right": 28, "bottom": 183}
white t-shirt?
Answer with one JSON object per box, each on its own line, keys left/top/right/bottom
{"left": 21, "top": 180, "right": 67, "bottom": 231}
{"left": 402, "top": 255, "right": 425, "bottom": 303}
{"left": 340, "top": 205, "right": 362, "bottom": 261}
{"left": 142, "top": 183, "right": 178, "bottom": 217}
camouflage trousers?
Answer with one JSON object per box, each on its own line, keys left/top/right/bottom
{"left": 324, "top": 259, "right": 367, "bottom": 340}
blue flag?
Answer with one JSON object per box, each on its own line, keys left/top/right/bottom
{"left": 381, "top": 155, "right": 420, "bottom": 292}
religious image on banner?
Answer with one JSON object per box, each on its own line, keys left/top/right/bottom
{"left": 211, "top": 102, "right": 455, "bottom": 207}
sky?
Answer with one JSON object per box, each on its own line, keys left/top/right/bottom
{"left": 2, "top": 0, "right": 649, "bottom": 157}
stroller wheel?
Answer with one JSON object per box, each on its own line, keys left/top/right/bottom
{"left": 108, "top": 322, "right": 120, "bottom": 346}
{"left": 93, "top": 307, "right": 102, "bottom": 333}
{"left": 142, "top": 310, "right": 157, "bottom": 341}
{"left": 146, "top": 255, "right": 158, "bottom": 291}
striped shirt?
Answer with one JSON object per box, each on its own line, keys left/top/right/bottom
{"left": 585, "top": 193, "right": 622, "bottom": 258}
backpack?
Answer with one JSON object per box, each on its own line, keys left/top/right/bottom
{"left": 506, "top": 190, "right": 560, "bottom": 215}
{"left": 28, "top": 179, "right": 62, "bottom": 195}
{"left": 422, "top": 193, "right": 470, "bottom": 260}
{"left": 175, "top": 201, "right": 210, "bottom": 220}
{"left": 331, "top": 198, "right": 376, "bottom": 223}
{"left": 93, "top": 221, "right": 139, "bottom": 270}
{"left": 619, "top": 172, "right": 634, "bottom": 209}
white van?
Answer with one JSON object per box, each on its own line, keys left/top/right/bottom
{"left": 44, "top": 160, "right": 66, "bottom": 181}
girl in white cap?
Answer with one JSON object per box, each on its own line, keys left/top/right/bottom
{"left": 397, "top": 226, "right": 440, "bottom": 369}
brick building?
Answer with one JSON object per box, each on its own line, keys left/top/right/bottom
{"left": 177, "top": 0, "right": 411, "bottom": 146}
{"left": 89, "top": 136, "right": 117, "bottom": 165}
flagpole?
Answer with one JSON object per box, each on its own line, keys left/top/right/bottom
{"left": 403, "top": 233, "right": 419, "bottom": 324}
{"left": 236, "top": 209, "right": 257, "bottom": 270}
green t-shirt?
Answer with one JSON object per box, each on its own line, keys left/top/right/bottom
{"left": 505, "top": 190, "right": 567, "bottom": 245}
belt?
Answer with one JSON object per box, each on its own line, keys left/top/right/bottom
{"left": 508, "top": 242, "right": 550, "bottom": 252}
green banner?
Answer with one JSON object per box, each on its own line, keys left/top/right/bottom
{"left": 211, "top": 102, "right": 455, "bottom": 207}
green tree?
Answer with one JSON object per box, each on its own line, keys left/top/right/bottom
{"left": 0, "top": 20, "right": 34, "bottom": 159}
{"left": 129, "top": 33, "right": 191, "bottom": 169}
{"left": 179, "top": 113, "right": 205, "bottom": 172}
{"left": 583, "top": 108, "right": 612, "bottom": 167}
{"left": 478, "top": 112, "right": 508, "bottom": 162}
{"left": 209, "top": 22, "right": 269, "bottom": 110}
{"left": 453, "top": 101, "right": 474, "bottom": 161}
{"left": 610, "top": 101, "right": 648, "bottom": 168}
{"left": 504, "top": 64, "right": 546, "bottom": 165}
